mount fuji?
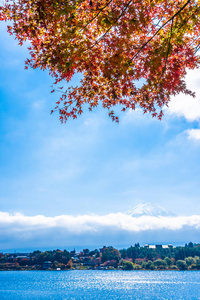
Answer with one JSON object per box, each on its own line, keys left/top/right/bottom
{"left": 126, "top": 202, "right": 176, "bottom": 217}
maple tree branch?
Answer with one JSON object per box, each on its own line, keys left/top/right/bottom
{"left": 154, "top": 17, "right": 163, "bottom": 29}
{"left": 194, "top": 42, "right": 200, "bottom": 54}
{"left": 89, "top": 0, "right": 137, "bottom": 50}
{"left": 189, "top": 33, "right": 200, "bottom": 47}
{"left": 160, "top": 17, "right": 174, "bottom": 79}
{"left": 79, "top": 0, "right": 113, "bottom": 33}
{"left": 177, "top": 5, "right": 200, "bottom": 32}
{"left": 2, "top": 0, "right": 199, "bottom": 123}
{"left": 52, "top": 0, "right": 115, "bottom": 62}
{"left": 129, "top": 0, "right": 192, "bottom": 62}
{"left": 53, "top": 97, "right": 77, "bottom": 113}
{"left": 105, "top": 0, "right": 193, "bottom": 87}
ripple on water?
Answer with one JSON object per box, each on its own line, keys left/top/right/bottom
{"left": 0, "top": 271, "right": 200, "bottom": 300}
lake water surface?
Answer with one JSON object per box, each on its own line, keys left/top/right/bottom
{"left": 0, "top": 270, "right": 199, "bottom": 299}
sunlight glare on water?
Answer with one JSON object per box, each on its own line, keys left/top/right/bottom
{"left": 0, "top": 271, "right": 200, "bottom": 299}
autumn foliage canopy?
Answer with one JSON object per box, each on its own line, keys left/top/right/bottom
{"left": 1, "top": 0, "right": 200, "bottom": 122}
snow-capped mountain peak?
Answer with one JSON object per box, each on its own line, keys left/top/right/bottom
{"left": 126, "top": 202, "right": 175, "bottom": 217}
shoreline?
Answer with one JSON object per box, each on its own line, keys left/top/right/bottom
{"left": 0, "top": 268, "right": 198, "bottom": 272}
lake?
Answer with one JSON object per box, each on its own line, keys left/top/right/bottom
{"left": 0, "top": 270, "right": 200, "bottom": 299}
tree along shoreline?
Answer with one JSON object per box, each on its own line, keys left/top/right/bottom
{"left": 1, "top": 242, "right": 200, "bottom": 271}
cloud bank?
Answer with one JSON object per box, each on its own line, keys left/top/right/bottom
{"left": 1, "top": 211, "right": 200, "bottom": 250}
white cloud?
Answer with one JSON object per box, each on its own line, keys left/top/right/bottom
{"left": 187, "top": 129, "right": 200, "bottom": 140}
{"left": 2, "top": 211, "right": 200, "bottom": 232}
{"left": 1, "top": 211, "right": 200, "bottom": 249}
{"left": 166, "top": 68, "right": 200, "bottom": 121}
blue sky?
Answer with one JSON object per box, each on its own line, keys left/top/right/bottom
{"left": 1, "top": 22, "right": 200, "bottom": 250}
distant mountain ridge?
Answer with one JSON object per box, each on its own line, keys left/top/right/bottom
{"left": 126, "top": 202, "right": 176, "bottom": 217}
